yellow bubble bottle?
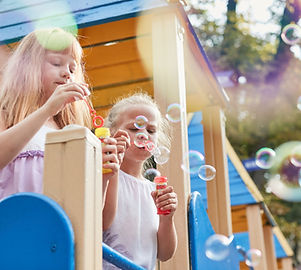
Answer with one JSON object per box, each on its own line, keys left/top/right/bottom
{"left": 95, "top": 127, "right": 112, "bottom": 174}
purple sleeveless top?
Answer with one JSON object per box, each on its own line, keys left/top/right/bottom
{"left": 0, "top": 126, "right": 56, "bottom": 200}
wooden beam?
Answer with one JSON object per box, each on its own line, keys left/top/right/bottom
{"left": 263, "top": 225, "right": 278, "bottom": 270}
{"left": 152, "top": 10, "right": 190, "bottom": 270}
{"left": 246, "top": 204, "right": 268, "bottom": 270}
{"left": 43, "top": 127, "right": 102, "bottom": 270}
{"left": 203, "top": 106, "right": 232, "bottom": 236}
{"left": 281, "top": 257, "right": 293, "bottom": 270}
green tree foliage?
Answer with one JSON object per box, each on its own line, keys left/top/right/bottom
{"left": 186, "top": 0, "right": 301, "bottom": 265}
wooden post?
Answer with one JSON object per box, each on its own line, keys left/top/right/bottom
{"left": 263, "top": 225, "right": 278, "bottom": 270}
{"left": 202, "top": 105, "right": 233, "bottom": 236}
{"left": 281, "top": 257, "right": 293, "bottom": 270}
{"left": 152, "top": 9, "right": 190, "bottom": 270}
{"left": 43, "top": 127, "right": 102, "bottom": 270}
{"left": 246, "top": 204, "right": 268, "bottom": 270}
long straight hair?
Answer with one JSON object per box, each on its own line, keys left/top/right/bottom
{"left": 0, "top": 28, "right": 91, "bottom": 129}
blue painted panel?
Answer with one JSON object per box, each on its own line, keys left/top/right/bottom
{"left": 0, "top": 0, "right": 168, "bottom": 44}
{"left": 0, "top": 0, "right": 54, "bottom": 13}
{"left": 188, "top": 191, "right": 240, "bottom": 269}
{"left": 188, "top": 111, "right": 257, "bottom": 207}
{"left": 0, "top": 0, "right": 132, "bottom": 28}
{"left": 235, "top": 231, "right": 287, "bottom": 259}
{"left": 0, "top": 193, "right": 74, "bottom": 270}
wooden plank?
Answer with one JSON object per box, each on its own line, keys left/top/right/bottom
{"left": 246, "top": 204, "right": 268, "bottom": 270}
{"left": 83, "top": 36, "right": 151, "bottom": 70}
{"left": 152, "top": 11, "right": 190, "bottom": 270}
{"left": 273, "top": 227, "right": 294, "bottom": 257}
{"left": 79, "top": 16, "right": 152, "bottom": 47}
{"left": 92, "top": 80, "right": 153, "bottom": 108}
{"left": 86, "top": 60, "right": 151, "bottom": 88}
{"left": 43, "top": 127, "right": 102, "bottom": 270}
{"left": 203, "top": 106, "right": 232, "bottom": 236}
{"left": 0, "top": 0, "right": 140, "bottom": 27}
{"left": 263, "top": 225, "right": 278, "bottom": 270}
{"left": 281, "top": 257, "right": 293, "bottom": 270}
{"left": 0, "top": 0, "right": 54, "bottom": 13}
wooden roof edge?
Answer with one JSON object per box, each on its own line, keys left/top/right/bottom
{"left": 174, "top": 5, "right": 230, "bottom": 108}
{"left": 151, "top": 3, "right": 230, "bottom": 108}
{"left": 225, "top": 138, "right": 264, "bottom": 202}
{"left": 273, "top": 226, "right": 294, "bottom": 257}
{"left": 187, "top": 112, "right": 194, "bottom": 126}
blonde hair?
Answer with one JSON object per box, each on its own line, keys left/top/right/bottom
{"left": 105, "top": 92, "right": 172, "bottom": 169}
{"left": 0, "top": 27, "right": 91, "bottom": 129}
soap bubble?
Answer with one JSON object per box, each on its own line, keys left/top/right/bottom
{"left": 245, "top": 249, "right": 262, "bottom": 267}
{"left": 145, "top": 141, "right": 156, "bottom": 153}
{"left": 281, "top": 23, "right": 301, "bottom": 45}
{"left": 134, "top": 115, "right": 148, "bottom": 129}
{"left": 267, "top": 141, "right": 301, "bottom": 202}
{"left": 165, "top": 103, "right": 182, "bottom": 123}
{"left": 134, "top": 132, "right": 149, "bottom": 148}
{"left": 290, "top": 144, "right": 301, "bottom": 167}
{"left": 297, "top": 96, "right": 301, "bottom": 111}
{"left": 255, "top": 147, "right": 276, "bottom": 169}
{"left": 181, "top": 150, "right": 204, "bottom": 175}
{"left": 144, "top": 168, "right": 161, "bottom": 181}
{"left": 154, "top": 146, "right": 170, "bottom": 165}
{"left": 198, "top": 165, "right": 216, "bottom": 181}
{"left": 205, "top": 234, "right": 231, "bottom": 261}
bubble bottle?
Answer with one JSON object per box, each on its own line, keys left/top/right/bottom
{"left": 154, "top": 176, "right": 171, "bottom": 215}
{"left": 95, "top": 127, "right": 112, "bottom": 174}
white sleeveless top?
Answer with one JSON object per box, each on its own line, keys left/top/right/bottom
{"left": 103, "top": 170, "right": 159, "bottom": 270}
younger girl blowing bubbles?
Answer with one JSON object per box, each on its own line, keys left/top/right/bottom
{"left": 103, "top": 93, "right": 178, "bottom": 270}
{"left": 0, "top": 28, "right": 121, "bottom": 200}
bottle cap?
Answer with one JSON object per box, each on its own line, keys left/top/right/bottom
{"left": 95, "top": 127, "right": 111, "bottom": 138}
{"left": 154, "top": 176, "right": 168, "bottom": 184}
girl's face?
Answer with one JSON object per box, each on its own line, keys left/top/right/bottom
{"left": 41, "top": 48, "right": 77, "bottom": 102}
{"left": 115, "top": 104, "right": 159, "bottom": 162}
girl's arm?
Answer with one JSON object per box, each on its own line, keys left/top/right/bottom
{"left": 0, "top": 82, "right": 88, "bottom": 170}
{"left": 152, "top": 186, "right": 178, "bottom": 261}
{"left": 101, "top": 137, "right": 119, "bottom": 230}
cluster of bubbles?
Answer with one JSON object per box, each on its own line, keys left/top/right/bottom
{"left": 181, "top": 150, "right": 216, "bottom": 181}
{"left": 255, "top": 141, "right": 301, "bottom": 202}
{"left": 134, "top": 107, "right": 216, "bottom": 181}
{"left": 236, "top": 245, "right": 262, "bottom": 267}
{"left": 205, "top": 234, "right": 262, "bottom": 267}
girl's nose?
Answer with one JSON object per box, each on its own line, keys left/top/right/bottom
{"left": 61, "top": 67, "right": 71, "bottom": 79}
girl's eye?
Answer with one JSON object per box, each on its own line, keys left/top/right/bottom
{"left": 147, "top": 130, "right": 155, "bottom": 134}
{"left": 69, "top": 69, "right": 75, "bottom": 74}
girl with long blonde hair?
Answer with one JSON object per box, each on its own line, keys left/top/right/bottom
{"left": 0, "top": 28, "right": 121, "bottom": 200}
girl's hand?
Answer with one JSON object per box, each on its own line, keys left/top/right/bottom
{"left": 151, "top": 186, "right": 178, "bottom": 217}
{"left": 43, "top": 82, "right": 90, "bottom": 116}
{"left": 112, "top": 129, "right": 130, "bottom": 164}
{"left": 102, "top": 137, "right": 119, "bottom": 181}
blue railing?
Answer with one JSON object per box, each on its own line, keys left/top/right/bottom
{"left": 103, "top": 243, "right": 146, "bottom": 270}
